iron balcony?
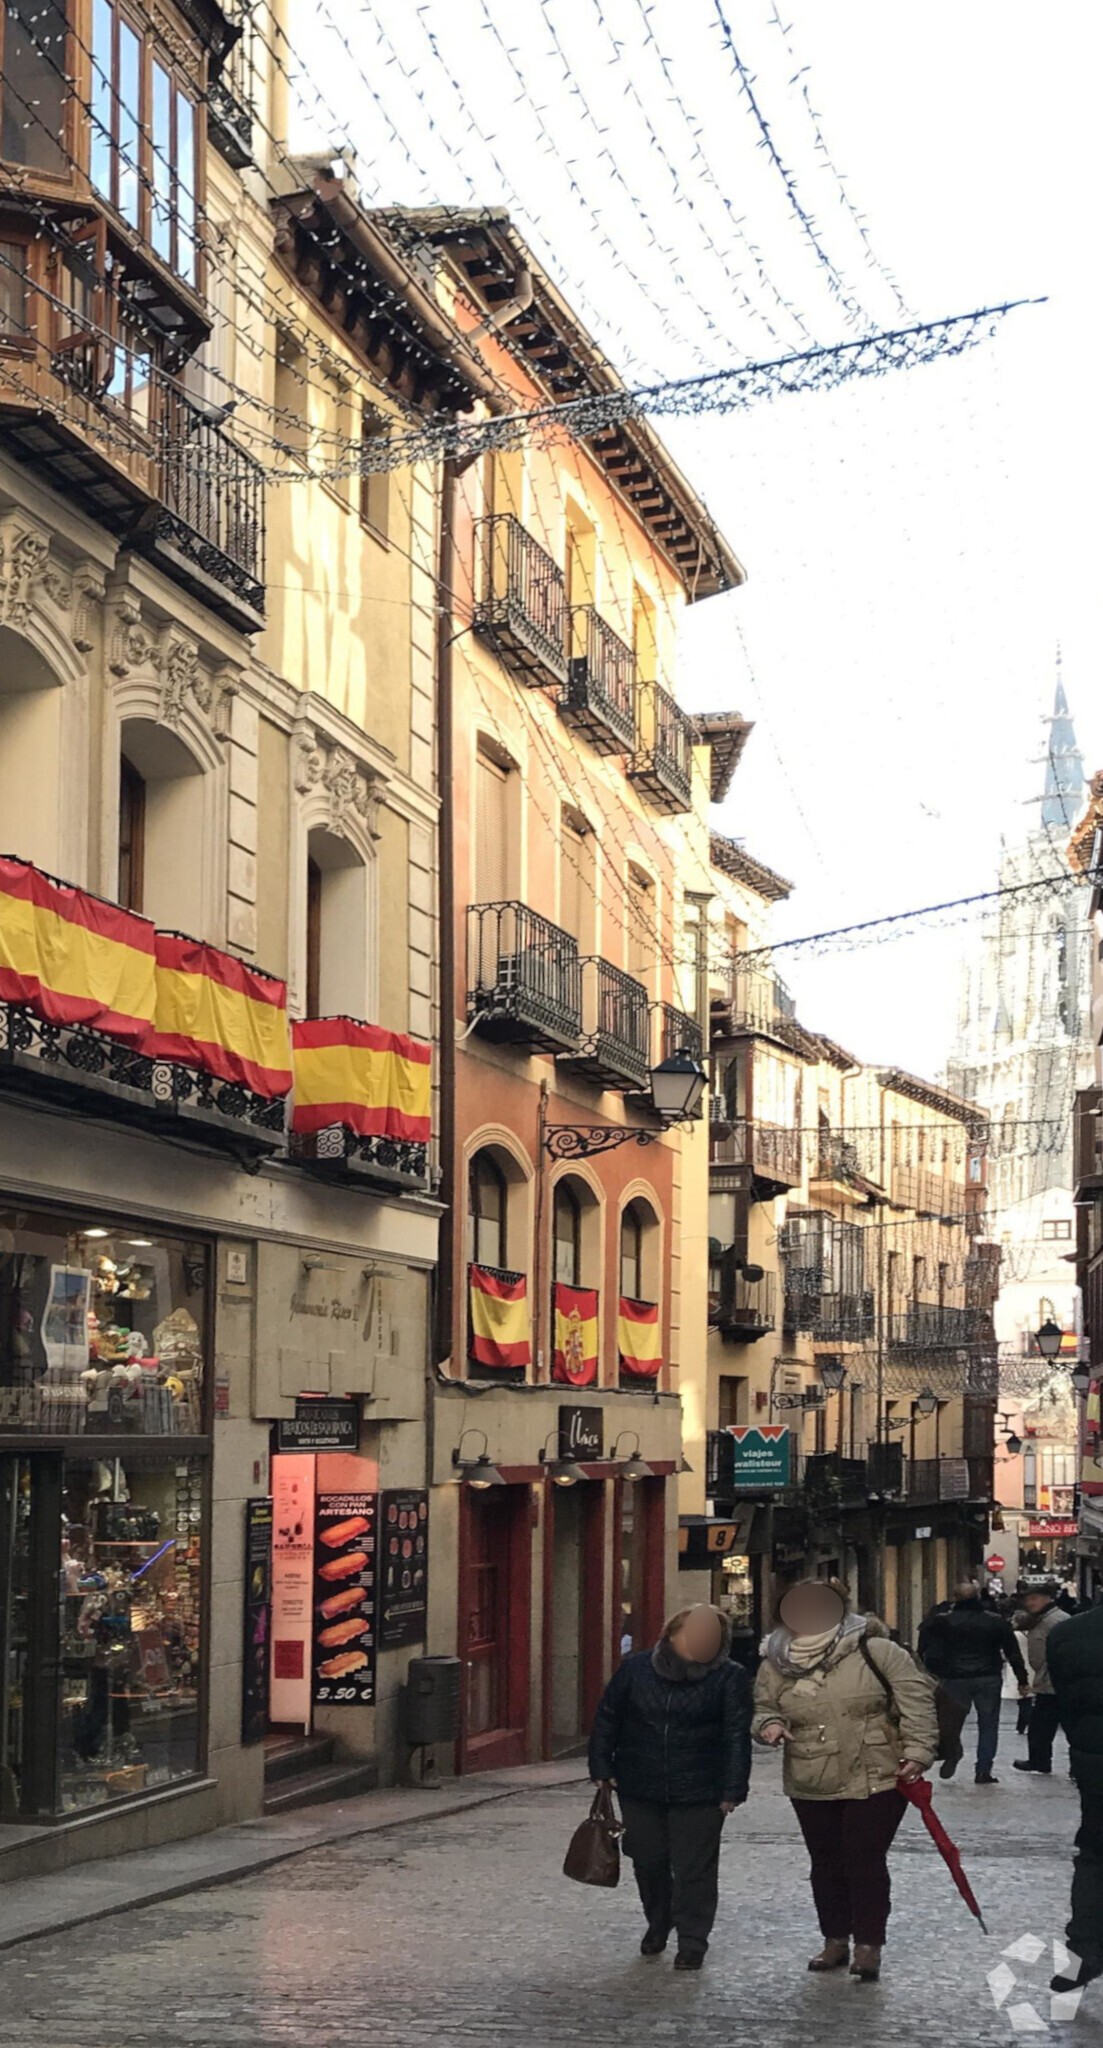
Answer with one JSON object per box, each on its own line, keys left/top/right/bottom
{"left": 474, "top": 514, "right": 569, "bottom": 689}
{"left": 466, "top": 901, "right": 582, "bottom": 1052}
{"left": 560, "top": 606, "right": 636, "bottom": 754}
{"left": 558, "top": 957, "right": 651, "bottom": 1091}
{"left": 628, "top": 681, "right": 693, "bottom": 814}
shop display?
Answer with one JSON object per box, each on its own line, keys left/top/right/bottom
{"left": 242, "top": 1498, "right": 273, "bottom": 1745}
{"left": 312, "top": 1494, "right": 376, "bottom": 1705}
{"left": 378, "top": 1489, "right": 428, "bottom": 1650}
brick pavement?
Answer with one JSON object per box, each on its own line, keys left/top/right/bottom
{"left": 0, "top": 1719, "right": 1093, "bottom": 2048}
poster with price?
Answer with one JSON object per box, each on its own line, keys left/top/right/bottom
{"left": 312, "top": 1492, "right": 377, "bottom": 1706}
{"left": 378, "top": 1489, "right": 428, "bottom": 1650}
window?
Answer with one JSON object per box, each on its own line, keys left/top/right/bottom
{"left": 620, "top": 1204, "right": 644, "bottom": 1299}
{"left": 359, "top": 405, "right": 389, "bottom": 539}
{"left": 1042, "top": 1219, "right": 1072, "bottom": 1242}
{"left": 626, "top": 864, "right": 654, "bottom": 983}
{"left": 105, "top": 314, "right": 152, "bottom": 426}
{"left": 305, "top": 856, "right": 322, "bottom": 1018}
{"left": 564, "top": 504, "right": 596, "bottom": 608}
{"left": 632, "top": 584, "right": 657, "bottom": 684}
{"left": 0, "top": 0, "right": 67, "bottom": 174}
{"left": 274, "top": 331, "right": 310, "bottom": 463}
{"left": 717, "top": 1375, "right": 747, "bottom": 1427}
{"left": 475, "top": 743, "right": 511, "bottom": 903}
{"left": 304, "top": 827, "right": 369, "bottom": 1019}
{"left": 470, "top": 1151, "right": 507, "bottom": 1270}
{"left": 0, "top": 239, "right": 28, "bottom": 339}
{"left": 117, "top": 755, "right": 146, "bottom": 912}
{"left": 559, "top": 805, "right": 593, "bottom": 948}
{"left": 553, "top": 1181, "right": 581, "bottom": 1286}
{"left": 90, "top": 1, "right": 198, "bottom": 284}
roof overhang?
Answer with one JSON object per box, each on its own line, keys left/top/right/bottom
{"left": 695, "top": 713, "right": 753, "bottom": 802}
{"left": 876, "top": 1068, "right": 987, "bottom": 1128}
{"left": 709, "top": 830, "right": 791, "bottom": 902}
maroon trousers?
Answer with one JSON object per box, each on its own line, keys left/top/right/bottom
{"left": 792, "top": 1789, "right": 907, "bottom": 1947}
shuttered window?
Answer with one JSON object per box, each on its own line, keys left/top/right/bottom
{"left": 475, "top": 749, "right": 510, "bottom": 902}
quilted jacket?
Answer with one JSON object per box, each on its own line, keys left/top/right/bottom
{"left": 588, "top": 1639, "right": 752, "bottom": 1807}
{"left": 752, "top": 1624, "right": 938, "bottom": 1802}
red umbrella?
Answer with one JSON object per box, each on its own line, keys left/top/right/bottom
{"left": 899, "top": 1775, "right": 989, "bottom": 1934}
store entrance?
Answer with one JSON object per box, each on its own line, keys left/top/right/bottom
{"left": 546, "top": 1482, "right": 604, "bottom": 1757}
{"left": 459, "top": 1484, "right": 530, "bottom": 1773}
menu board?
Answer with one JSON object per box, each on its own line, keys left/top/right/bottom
{"left": 242, "top": 1496, "right": 272, "bottom": 1744}
{"left": 312, "top": 1492, "right": 377, "bottom": 1705}
{"left": 378, "top": 1489, "right": 428, "bottom": 1650}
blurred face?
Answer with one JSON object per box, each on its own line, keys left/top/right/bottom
{"left": 1023, "top": 1591, "right": 1051, "bottom": 1614}
{"left": 779, "top": 1583, "right": 845, "bottom": 1638}
{"left": 672, "top": 1607, "right": 723, "bottom": 1664}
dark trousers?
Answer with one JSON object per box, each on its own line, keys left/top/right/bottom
{"left": 1068, "top": 1789, "right": 1103, "bottom": 1972}
{"left": 620, "top": 1798, "right": 725, "bottom": 1957}
{"left": 792, "top": 1790, "right": 907, "bottom": 1947}
{"left": 942, "top": 1675, "right": 1003, "bottom": 1777}
{"left": 1027, "top": 1693, "right": 1063, "bottom": 1770}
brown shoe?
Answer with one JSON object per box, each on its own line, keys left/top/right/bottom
{"left": 850, "top": 1944, "right": 882, "bottom": 1982}
{"left": 808, "top": 1939, "right": 850, "bottom": 1972}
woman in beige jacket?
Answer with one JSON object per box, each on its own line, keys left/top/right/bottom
{"left": 753, "top": 1580, "right": 938, "bottom": 1982}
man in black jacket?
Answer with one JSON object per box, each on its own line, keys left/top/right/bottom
{"left": 1047, "top": 1601, "right": 1103, "bottom": 1993}
{"left": 589, "top": 1602, "right": 751, "bottom": 1970}
{"left": 918, "top": 1580, "right": 1029, "bottom": 1784}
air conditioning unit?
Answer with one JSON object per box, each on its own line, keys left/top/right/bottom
{"left": 802, "top": 1387, "right": 827, "bottom": 1410}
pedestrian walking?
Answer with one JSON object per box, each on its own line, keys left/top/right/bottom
{"left": 753, "top": 1579, "right": 938, "bottom": 1983}
{"left": 588, "top": 1602, "right": 751, "bottom": 1971}
{"left": 918, "top": 1579, "right": 1029, "bottom": 1784}
{"left": 1014, "top": 1584, "right": 1070, "bottom": 1776}
{"left": 1046, "top": 1600, "right": 1103, "bottom": 1992}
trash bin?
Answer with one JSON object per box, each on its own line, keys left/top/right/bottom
{"left": 405, "top": 1656, "right": 462, "bottom": 1746}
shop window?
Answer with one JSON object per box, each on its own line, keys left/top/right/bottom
{"left": 118, "top": 721, "right": 205, "bottom": 934}
{"left": 554, "top": 1180, "right": 581, "bottom": 1286}
{"left": 0, "top": 0, "right": 67, "bottom": 175}
{"left": 304, "top": 825, "right": 369, "bottom": 1018}
{"left": 117, "top": 753, "right": 146, "bottom": 912}
{"left": 469, "top": 1150, "right": 507, "bottom": 1270}
{"left": 90, "top": 0, "right": 198, "bottom": 284}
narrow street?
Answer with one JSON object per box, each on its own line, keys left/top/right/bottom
{"left": 0, "top": 1722, "right": 1090, "bottom": 2048}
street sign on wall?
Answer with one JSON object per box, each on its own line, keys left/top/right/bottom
{"left": 729, "top": 1425, "right": 791, "bottom": 1491}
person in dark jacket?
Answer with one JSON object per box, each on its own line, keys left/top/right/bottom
{"left": 589, "top": 1602, "right": 751, "bottom": 1970}
{"left": 1046, "top": 1602, "right": 1103, "bottom": 1992}
{"left": 918, "top": 1580, "right": 1029, "bottom": 1784}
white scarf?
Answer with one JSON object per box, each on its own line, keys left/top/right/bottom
{"left": 788, "top": 1623, "right": 844, "bottom": 1669}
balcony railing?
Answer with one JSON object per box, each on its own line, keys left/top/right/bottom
{"left": 560, "top": 606, "right": 636, "bottom": 753}
{"left": 888, "top": 1303, "right": 984, "bottom": 1351}
{"left": 711, "top": 1116, "right": 802, "bottom": 1191}
{"left": 804, "top": 1452, "right": 869, "bottom": 1509}
{"left": 715, "top": 1265, "right": 776, "bottom": 1340}
{"left": 474, "top": 515, "right": 569, "bottom": 688}
{"left": 867, "top": 1440, "right": 904, "bottom": 1495}
{"left": 811, "top": 1291, "right": 876, "bottom": 1343}
{"left": 906, "top": 1457, "right": 973, "bottom": 1504}
{"left": 467, "top": 901, "right": 582, "bottom": 1052}
{"left": 628, "top": 682, "right": 693, "bottom": 814}
{"left": 208, "top": 7, "right": 257, "bottom": 168}
{"left": 144, "top": 390, "right": 266, "bottom": 629}
{"left": 660, "top": 1002, "right": 704, "bottom": 1081}
{"left": 559, "top": 958, "right": 650, "bottom": 1090}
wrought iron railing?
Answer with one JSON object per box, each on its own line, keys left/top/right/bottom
{"left": 812, "top": 1291, "right": 876, "bottom": 1343}
{"left": 804, "top": 1452, "right": 869, "bottom": 1507}
{"left": 466, "top": 901, "right": 582, "bottom": 1049}
{"left": 158, "top": 389, "right": 266, "bottom": 618}
{"left": 629, "top": 681, "right": 693, "bottom": 813}
{"left": 716, "top": 1267, "right": 776, "bottom": 1336}
{"left": 660, "top": 1002, "right": 703, "bottom": 1066}
{"left": 475, "top": 514, "right": 568, "bottom": 685}
{"left": 562, "top": 606, "right": 636, "bottom": 751}
{"left": 566, "top": 956, "right": 650, "bottom": 1088}
{"left": 712, "top": 1116, "right": 802, "bottom": 1187}
{"left": 888, "top": 1303, "right": 984, "bottom": 1350}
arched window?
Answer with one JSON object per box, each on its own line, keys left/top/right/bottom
{"left": 554, "top": 1179, "right": 582, "bottom": 1286}
{"left": 620, "top": 1202, "right": 644, "bottom": 1299}
{"left": 470, "top": 1150, "right": 508, "bottom": 1270}
{"left": 118, "top": 720, "right": 205, "bottom": 933}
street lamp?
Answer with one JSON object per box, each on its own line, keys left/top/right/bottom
{"left": 451, "top": 1429, "right": 505, "bottom": 1488}
{"left": 1035, "top": 1318, "right": 1064, "bottom": 1361}
{"left": 537, "top": 1433, "right": 588, "bottom": 1487}
{"left": 1005, "top": 1432, "right": 1024, "bottom": 1458}
{"left": 913, "top": 1387, "right": 938, "bottom": 1419}
{"left": 611, "top": 1430, "right": 654, "bottom": 1481}
{"left": 544, "top": 1049, "right": 707, "bottom": 1159}
{"left": 819, "top": 1358, "right": 847, "bottom": 1393}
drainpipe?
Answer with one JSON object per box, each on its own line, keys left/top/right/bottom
{"left": 435, "top": 455, "right": 459, "bottom": 1368}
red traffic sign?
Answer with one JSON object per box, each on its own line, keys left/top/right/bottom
{"left": 986, "top": 1555, "right": 1005, "bottom": 1574}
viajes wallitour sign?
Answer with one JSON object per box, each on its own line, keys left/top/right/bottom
{"left": 728, "top": 1425, "right": 792, "bottom": 1491}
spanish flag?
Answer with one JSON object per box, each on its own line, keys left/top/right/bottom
{"left": 0, "top": 857, "right": 155, "bottom": 1044}
{"left": 618, "top": 1295, "right": 661, "bottom": 1379}
{"left": 149, "top": 936, "right": 292, "bottom": 1099}
{"left": 291, "top": 1017, "right": 431, "bottom": 1141}
{"left": 470, "top": 1263, "right": 531, "bottom": 1372}
{"left": 553, "top": 1283, "right": 599, "bottom": 1387}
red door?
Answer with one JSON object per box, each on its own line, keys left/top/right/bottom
{"left": 458, "top": 1485, "right": 531, "bottom": 1772}
{"left": 612, "top": 1475, "right": 666, "bottom": 1667}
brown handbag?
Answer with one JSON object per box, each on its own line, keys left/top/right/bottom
{"left": 563, "top": 1784, "right": 624, "bottom": 1888}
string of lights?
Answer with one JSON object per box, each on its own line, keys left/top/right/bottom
{"left": 731, "top": 863, "right": 1088, "bottom": 970}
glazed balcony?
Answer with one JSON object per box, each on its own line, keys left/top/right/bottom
{"left": 711, "top": 1116, "right": 802, "bottom": 1194}
{"left": 628, "top": 682, "right": 693, "bottom": 815}
{"left": 560, "top": 606, "right": 636, "bottom": 754}
{"left": 466, "top": 902, "right": 582, "bottom": 1053}
{"left": 714, "top": 1260, "right": 776, "bottom": 1341}
{"left": 559, "top": 958, "right": 650, "bottom": 1091}
{"left": 474, "top": 515, "right": 568, "bottom": 689}
{"left": 906, "top": 1457, "right": 974, "bottom": 1504}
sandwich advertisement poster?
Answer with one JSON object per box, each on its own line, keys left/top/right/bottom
{"left": 312, "top": 1492, "right": 378, "bottom": 1705}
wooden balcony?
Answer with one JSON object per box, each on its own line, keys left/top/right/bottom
{"left": 558, "top": 958, "right": 650, "bottom": 1091}
{"left": 474, "top": 514, "right": 568, "bottom": 688}
{"left": 711, "top": 1115, "right": 801, "bottom": 1194}
{"left": 560, "top": 606, "right": 636, "bottom": 754}
{"left": 466, "top": 901, "right": 582, "bottom": 1052}
{"left": 628, "top": 682, "right": 693, "bottom": 814}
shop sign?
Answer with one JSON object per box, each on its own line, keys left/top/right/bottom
{"left": 278, "top": 1396, "right": 360, "bottom": 1453}
{"left": 242, "top": 1497, "right": 273, "bottom": 1744}
{"left": 1026, "top": 1519, "right": 1078, "bottom": 1539}
{"left": 313, "top": 1493, "right": 377, "bottom": 1706}
{"left": 729, "top": 1425, "right": 791, "bottom": 1491}
{"left": 558, "top": 1405, "right": 603, "bottom": 1460}
{"left": 378, "top": 1488, "right": 428, "bottom": 1650}
{"left": 271, "top": 1460, "right": 315, "bottom": 1727}
{"left": 678, "top": 1508, "right": 756, "bottom": 1564}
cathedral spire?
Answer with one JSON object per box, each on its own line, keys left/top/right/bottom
{"left": 1041, "top": 654, "right": 1084, "bottom": 830}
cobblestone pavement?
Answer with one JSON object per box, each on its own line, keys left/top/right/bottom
{"left": 0, "top": 1719, "right": 1094, "bottom": 2048}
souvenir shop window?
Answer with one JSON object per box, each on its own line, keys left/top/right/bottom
{"left": 58, "top": 1452, "right": 205, "bottom": 1812}
{"left": 0, "top": 1207, "right": 208, "bottom": 1434}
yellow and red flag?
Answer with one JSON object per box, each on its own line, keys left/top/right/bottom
{"left": 553, "top": 1283, "right": 599, "bottom": 1387}
{"left": 291, "top": 1017, "right": 431, "bottom": 1141}
{"left": 618, "top": 1295, "right": 661, "bottom": 1379}
{"left": 469, "top": 1263, "right": 531, "bottom": 1372}
{"left": 149, "top": 936, "right": 292, "bottom": 1098}
{"left": 0, "top": 856, "right": 155, "bottom": 1044}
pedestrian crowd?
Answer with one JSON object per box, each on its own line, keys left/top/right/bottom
{"left": 584, "top": 1575, "right": 1102, "bottom": 1994}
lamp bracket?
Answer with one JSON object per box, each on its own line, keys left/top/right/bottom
{"left": 544, "top": 1124, "right": 661, "bottom": 1161}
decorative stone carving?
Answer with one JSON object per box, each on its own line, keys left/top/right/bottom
{"left": 71, "top": 563, "right": 107, "bottom": 653}
{"left": 293, "top": 725, "right": 387, "bottom": 840}
{"left": 159, "top": 632, "right": 201, "bottom": 725}
{"left": 108, "top": 592, "right": 158, "bottom": 678}
{"left": 0, "top": 517, "right": 52, "bottom": 628}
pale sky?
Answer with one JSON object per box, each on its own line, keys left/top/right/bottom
{"left": 296, "top": 0, "right": 1103, "bottom": 1076}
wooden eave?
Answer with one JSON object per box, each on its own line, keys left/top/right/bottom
{"left": 876, "top": 1067, "right": 988, "bottom": 1130}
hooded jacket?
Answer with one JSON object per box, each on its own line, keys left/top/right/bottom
{"left": 588, "top": 1611, "right": 752, "bottom": 1807}
{"left": 1047, "top": 1603, "right": 1103, "bottom": 1794}
{"left": 752, "top": 1618, "right": 938, "bottom": 1802}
